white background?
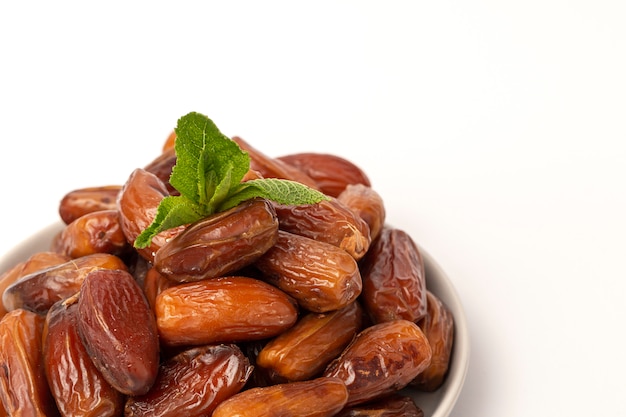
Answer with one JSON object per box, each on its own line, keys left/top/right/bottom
{"left": 1, "top": 1, "right": 625, "bottom": 415}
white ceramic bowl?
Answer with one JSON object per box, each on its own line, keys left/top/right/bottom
{"left": 0, "top": 222, "right": 469, "bottom": 416}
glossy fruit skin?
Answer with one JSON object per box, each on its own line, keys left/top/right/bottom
{"left": 411, "top": 290, "right": 455, "bottom": 391}
{"left": 117, "top": 168, "right": 185, "bottom": 262}
{"left": 56, "top": 209, "right": 129, "bottom": 258}
{"left": 77, "top": 268, "right": 159, "bottom": 396}
{"left": 2, "top": 253, "right": 128, "bottom": 314}
{"left": 273, "top": 198, "right": 371, "bottom": 261}
{"left": 211, "top": 376, "right": 349, "bottom": 417}
{"left": 0, "top": 308, "right": 60, "bottom": 417}
{"left": 124, "top": 344, "right": 253, "bottom": 417}
{"left": 257, "top": 301, "right": 365, "bottom": 381}
{"left": 360, "top": 227, "right": 428, "bottom": 324}
{"left": 323, "top": 319, "right": 432, "bottom": 407}
{"left": 0, "top": 252, "right": 70, "bottom": 318}
{"left": 59, "top": 185, "right": 122, "bottom": 225}
{"left": 143, "top": 148, "right": 178, "bottom": 196}
{"left": 255, "top": 230, "right": 363, "bottom": 313}
{"left": 155, "top": 276, "right": 298, "bottom": 346}
{"left": 336, "top": 394, "right": 424, "bottom": 417}
{"left": 142, "top": 267, "right": 174, "bottom": 313}
{"left": 277, "top": 152, "right": 371, "bottom": 198}
{"left": 232, "top": 136, "right": 320, "bottom": 190}
{"left": 43, "top": 299, "right": 124, "bottom": 417}
{"left": 337, "top": 184, "right": 386, "bottom": 242}
{"left": 154, "top": 198, "right": 279, "bottom": 282}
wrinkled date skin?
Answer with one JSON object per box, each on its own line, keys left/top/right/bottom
{"left": 323, "top": 319, "right": 432, "bottom": 407}
{"left": 0, "top": 309, "right": 60, "bottom": 417}
{"left": 2, "top": 253, "right": 128, "bottom": 314}
{"left": 154, "top": 198, "right": 279, "bottom": 282}
{"left": 155, "top": 276, "right": 298, "bottom": 346}
{"left": 411, "top": 290, "right": 455, "bottom": 392}
{"left": 117, "top": 168, "right": 185, "bottom": 262}
{"left": 277, "top": 152, "right": 371, "bottom": 198}
{"left": 255, "top": 230, "right": 363, "bottom": 313}
{"left": 0, "top": 251, "right": 70, "bottom": 317}
{"left": 232, "top": 136, "right": 320, "bottom": 190}
{"left": 337, "top": 184, "right": 386, "bottom": 242}
{"left": 257, "top": 301, "right": 365, "bottom": 382}
{"left": 142, "top": 267, "right": 175, "bottom": 313}
{"left": 43, "top": 299, "right": 124, "bottom": 417}
{"left": 56, "top": 209, "right": 129, "bottom": 258}
{"left": 212, "top": 376, "right": 349, "bottom": 417}
{"left": 59, "top": 185, "right": 122, "bottom": 225}
{"left": 77, "top": 268, "right": 160, "bottom": 396}
{"left": 273, "top": 198, "right": 371, "bottom": 261}
{"left": 336, "top": 394, "right": 424, "bottom": 417}
{"left": 360, "top": 227, "right": 428, "bottom": 324}
{"left": 124, "top": 344, "right": 253, "bottom": 417}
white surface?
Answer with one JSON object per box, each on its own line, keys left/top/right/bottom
{"left": 1, "top": 1, "right": 625, "bottom": 416}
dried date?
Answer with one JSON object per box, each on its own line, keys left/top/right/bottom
{"left": 211, "top": 376, "right": 349, "bottom": 417}
{"left": 117, "top": 168, "right": 185, "bottom": 262}
{"left": 273, "top": 198, "right": 371, "bottom": 260}
{"left": 124, "top": 344, "right": 253, "bottom": 417}
{"left": 43, "top": 298, "right": 124, "bottom": 417}
{"left": 0, "top": 309, "right": 59, "bottom": 417}
{"left": 77, "top": 268, "right": 159, "bottom": 396}
{"left": 323, "top": 319, "right": 432, "bottom": 406}
{"left": 257, "top": 301, "right": 365, "bottom": 381}
{"left": 59, "top": 185, "right": 122, "bottom": 225}
{"left": 56, "top": 209, "right": 129, "bottom": 258}
{"left": 277, "top": 152, "right": 371, "bottom": 198}
{"left": 2, "top": 253, "right": 128, "bottom": 314}
{"left": 411, "top": 290, "right": 455, "bottom": 391}
{"left": 360, "top": 227, "right": 428, "bottom": 324}
{"left": 337, "top": 184, "right": 386, "bottom": 241}
{"left": 154, "top": 198, "right": 279, "bottom": 282}
{"left": 255, "top": 230, "right": 363, "bottom": 313}
{"left": 155, "top": 276, "right": 298, "bottom": 346}
{"left": 336, "top": 394, "right": 424, "bottom": 417}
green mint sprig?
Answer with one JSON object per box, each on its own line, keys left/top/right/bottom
{"left": 134, "top": 112, "right": 329, "bottom": 248}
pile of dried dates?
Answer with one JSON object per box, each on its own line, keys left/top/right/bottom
{"left": 0, "top": 131, "right": 455, "bottom": 417}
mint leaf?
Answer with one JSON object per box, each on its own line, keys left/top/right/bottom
{"left": 134, "top": 195, "right": 202, "bottom": 248}
{"left": 170, "top": 112, "right": 249, "bottom": 207}
{"left": 134, "top": 112, "right": 329, "bottom": 249}
{"left": 219, "top": 178, "right": 330, "bottom": 212}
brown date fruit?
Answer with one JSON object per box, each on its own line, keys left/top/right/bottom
{"left": 59, "top": 185, "right": 122, "bottom": 225}
{"left": 411, "top": 290, "right": 455, "bottom": 391}
{"left": 117, "top": 168, "right": 185, "bottom": 262}
{"left": 277, "top": 152, "right": 371, "bottom": 198}
{"left": 154, "top": 198, "right": 279, "bottom": 282}
{"left": 77, "top": 268, "right": 159, "bottom": 396}
{"left": 43, "top": 298, "right": 124, "bottom": 417}
{"left": 257, "top": 301, "right": 365, "bottom": 381}
{"left": 2, "top": 253, "right": 128, "bottom": 314}
{"left": 337, "top": 184, "right": 386, "bottom": 242}
{"left": 0, "top": 309, "right": 60, "bottom": 417}
{"left": 56, "top": 209, "right": 129, "bottom": 258}
{"left": 155, "top": 276, "right": 298, "bottom": 346}
{"left": 211, "top": 376, "right": 349, "bottom": 417}
{"left": 360, "top": 227, "right": 428, "bottom": 324}
{"left": 0, "top": 251, "right": 70, "bottom": 318}
{"left": 124, "top": 344, "right": 253, "bottom": 417}
{"left": 255, "top": 230, "right": 363, "bottom": 313}
{"left": 232, "top": 136, "right": 320, "bottom": 190}
{"left": 143, "top": 148, "right": 178, "bottom": 195}
{"left": 273, "top": 198, "right": 371, "bottom": 261}
{"left": 323, "top": 319, "right": 432, "bottom": 407}
{"left": 336, "top": 394, "right": 424, "bottom": 417}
